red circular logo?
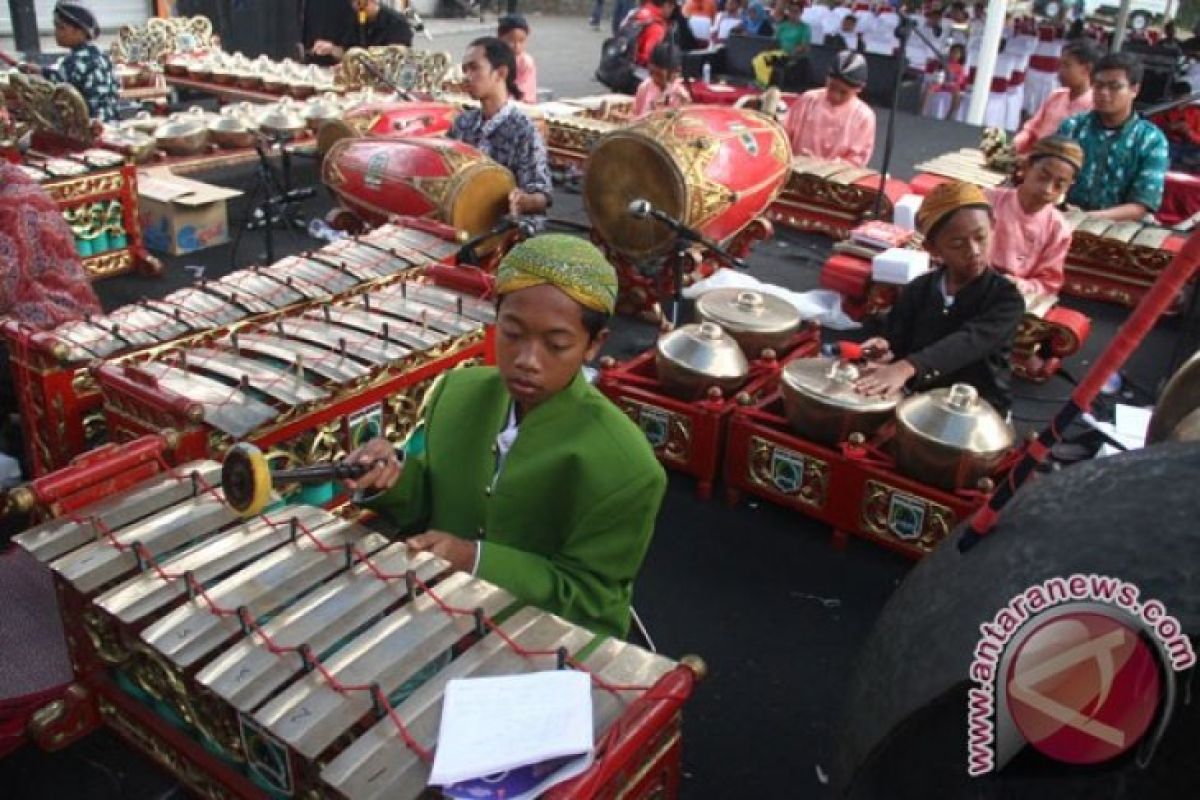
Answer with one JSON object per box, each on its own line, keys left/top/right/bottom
{"left": 1005, "top": 611, "right": 1162, "bottom": 765}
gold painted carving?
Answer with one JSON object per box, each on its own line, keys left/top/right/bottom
{"left": 97, "top": 695, "right": 239, "bottom": 800}
{"left": 125, "top": 641, "right": 245, "bottom": 762}
{"left": 616, "top": 398, "right": 693, "bottom": 464}
{"left": 1068, "top": 234, "right": 1173, "bottom": 277}
{"left": 8, "top": 73, "right": 94, "bottom": 145}
{"left": 82, "top": 609, "right": 131, "bottom": 665}
{"left": 44, "top": 171, "right": 125, "bottom": 203}
{"left": 746, "top": 435, "right": 828, "bottom": 508}
{"left": 336, "top": 47, "right": 452, "bottom": 94}
{"left": 860, "top": 479, "right": 955, "bottom": 553}
{"left": 111, "top": 16, "right": 214, "bottom": 64}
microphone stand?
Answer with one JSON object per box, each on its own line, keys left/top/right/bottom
{"left": 231, "top": 132, "right": 317, "bottom": 266}
{"left": 644, "top": 211, "right": 747, "bottom": 327}
{"left": 456, "top": 217, "right": 534, "bottom": 266}
{"left": 872, "top": 14, "right": 948, "bottom": 218}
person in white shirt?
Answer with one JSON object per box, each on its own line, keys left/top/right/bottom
{"left": 827, "top": 13, "right": 861, "bottom": 53}
{"left": 801, "top": 0, "right": 830, "bottom": 46}
{"left": 711, "top": 0, "right": 745, "bottom": 44}
{"left": 824, "top": 2, "right": 853, "bottom": 41}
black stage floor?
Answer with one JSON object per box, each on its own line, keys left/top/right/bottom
{"left": 1, "top": 107, "right": 1190, "bottom": 799}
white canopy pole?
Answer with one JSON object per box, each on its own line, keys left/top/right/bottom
{"left": 966, "top": 0, "right": 1006, "bottom": 125}
{"left": 1112, "top": 0, "right": 1133, "bottom": 51}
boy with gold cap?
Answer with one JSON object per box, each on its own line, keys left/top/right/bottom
{"left": 986, "top": 136, "right": 1084, "bottom": 299}
{"left": 855, "top": 181, "right": 1024, "bottom": 414}
{"left": 343, "top": 235, "right": 666, "bottom": 639}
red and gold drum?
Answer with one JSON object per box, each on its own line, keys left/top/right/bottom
{"left": 583, "top": 106, "right": 790, "bottom": 260}
{"left": 316, "top": 100, "right": 458, "bottom": 153}
{"left": 322, "top": 136, "right": 515, "bottom": 237}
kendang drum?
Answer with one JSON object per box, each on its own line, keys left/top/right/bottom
{"left": 584, "top": 106, "right": 791, "bottom": 261}
{"left": 322, "top": 136, "right": 515, "bottom": 240}
{"left": 315, "top": 100, "right": 458, "bottom": 154}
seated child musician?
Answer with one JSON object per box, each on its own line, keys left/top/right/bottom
{"left": 854, "top": 181, "right": 1025, "bottom": 414}
{"left": 986, "top": 136, "right": 1084, "bottom": 299}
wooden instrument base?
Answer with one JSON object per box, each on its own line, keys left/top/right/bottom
{"left": 766, "top": 162, "right": 910, "bottom": 241}
{"left": 13, "top": 436, "right": 699, "bottom": 799}
{"left": 724, "top": 392, "right": 1001, "bottom": 560}
{"left": 597, "top": 328, "right": 821, "bottom": 500}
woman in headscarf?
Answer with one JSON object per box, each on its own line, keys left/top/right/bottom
{"left": 739, "top": 1, "right": 775, "bottom": 37}
{"left": 854, "top": 181, "right": 1024, "bottom": 414}
{"left": 343, "top": 235, "right": 667, "bottom": 639}
{"left": 31, "top": 2, "right": 119, "bottom": 123}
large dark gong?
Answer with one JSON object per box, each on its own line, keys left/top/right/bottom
{"left": 834, "top": 442, "right": 1200, "bottom": 799}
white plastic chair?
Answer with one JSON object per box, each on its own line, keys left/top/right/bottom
{"left": 803, "top": 6, "right": 830, "bottom": 46}
{"left": 1006, "top": 48, "right": 1031, "bottom": 131}
{"left": 1024, "top": 29, "right": 1064, "bottom": 117}
{"left": 956, "top": 53, "right": 1014, "bottom": 130}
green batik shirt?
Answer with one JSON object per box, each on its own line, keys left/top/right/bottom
{"left": 1058, "top": 111, "right": 1170, "bottom": 212}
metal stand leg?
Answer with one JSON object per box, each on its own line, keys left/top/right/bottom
{"left": 629, "top": 607, "right": 657, "bottom": 653}
{"left": 230, "top": 137, "right": 316, "bottom": 267}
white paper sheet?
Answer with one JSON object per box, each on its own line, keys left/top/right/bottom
{"left": 1082, "top": 403, "right": 1153, "bottom": 455}
{"left": 429, "top": 670, "right": 594, "bottom": 786}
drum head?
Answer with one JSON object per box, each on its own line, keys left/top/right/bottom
{"left": 445, "top": 162, "right": 516, "bottom": 242}
{"left": 317, "top": 119, "right": 361, "bottom": 156}
{"left": 584, "top": 132, "right": 687, "bottom": 261}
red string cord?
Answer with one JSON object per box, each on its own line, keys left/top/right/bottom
{"left": 65, "top": 459, "right": 659, "bottom": 764}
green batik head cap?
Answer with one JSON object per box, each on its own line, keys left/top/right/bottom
{"left": 495, "top": 234, "right": 618, "bottom": 315}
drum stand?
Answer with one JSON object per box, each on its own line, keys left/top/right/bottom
{"left": 230, "top": 134, "right": 317, "bottom": 267}
{"left": 664, "top": 222, "right": 747, "bottom": 327}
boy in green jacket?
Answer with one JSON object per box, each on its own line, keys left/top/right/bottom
{"left": 344, "top": 235, "right": 667, "bottom": 639}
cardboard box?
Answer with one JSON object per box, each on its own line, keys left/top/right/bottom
{"left": 138, "top": 171, "right": 242, "bottom": 256}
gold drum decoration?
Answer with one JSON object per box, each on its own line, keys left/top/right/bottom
{"left": 583, "top": 105, "right": 790, "bottom": 260}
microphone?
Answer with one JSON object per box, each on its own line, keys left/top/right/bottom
{"left": 628, "top": 198, "right": 678, "bottom": 227}
{"left": 627, "top": 198, "right": 748, "bottom": 271}
{"left": 457, "top": 215, "right": 533, "bottom": 265}
{"left": 357, "top": 0, "right": 368, "bottom": 25}
{"left": 405, "top": 8, "right": 434, "bottom": 43}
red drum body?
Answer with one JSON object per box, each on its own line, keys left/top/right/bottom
{"left": 350, "top": 100, "right": 457, "bottom": 138}
{"left": 584, "top": 106, "right": 791, "bottom": 261}
{"left": 322, "top": 136, "right": 515, "bottom": 237}
{"left": 316, "top": 100, "right": 457, "bottom": 153}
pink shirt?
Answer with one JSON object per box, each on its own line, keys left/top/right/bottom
{"left": 633, "top": 76, "right": 690, "bottom": 117}
{"left": 516, "top": 52, "right": 537, "bottom": 104}
{"left": 1012, "top": 87, "right": 1093, "bottom": 154}
{"left": 782, "top": 88, "right": 876, "bottom": 167}
{"left": 986, "top": 186, "right": 1071, "bottom": 297}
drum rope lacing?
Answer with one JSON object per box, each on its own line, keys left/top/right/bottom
{"left": 63, "top": 455, "right": 685, "bottom": 765}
